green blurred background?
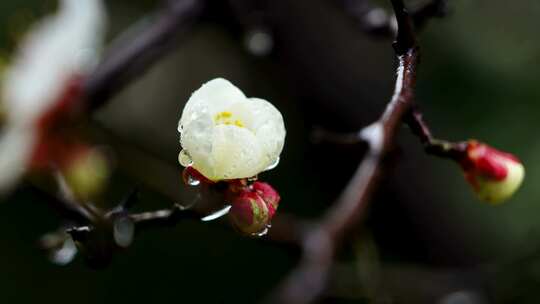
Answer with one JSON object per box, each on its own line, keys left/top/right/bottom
{"left": 0, "top": 0, "right": 539, "bottom": 303}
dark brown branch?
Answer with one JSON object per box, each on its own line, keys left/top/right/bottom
{"left": 82, "top": 0, "right": 204, "bottom": 111}
{"left": 64, "top": 196, "right": 201, "bottom": 267}
{"left": 266, "top": 1, "right": 419, "bottom": 303}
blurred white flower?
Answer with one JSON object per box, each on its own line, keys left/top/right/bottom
{"left": 178, "top": 78, "right": 286, "bottom": 181}
{"left": 0, "top": 0, "right": 107, "bottom": 193}
{"left": 3, "top": 0, "right": 107, "bottom": 125}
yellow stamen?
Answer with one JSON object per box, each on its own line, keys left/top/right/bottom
{"left": 234, "top": 120, "right": 244, "bottom": 128}
{"left": 215, "top": 111, "right": 232, "bottom": 121}
{"left": 215, "top": 111, "right": 245, "bottom": 128}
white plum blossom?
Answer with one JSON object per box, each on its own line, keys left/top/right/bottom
{"left": 3, "top": 0, "right": 107, "bottom": 125}
{"left": 178, "top": 78, "right": 286, "bottom": 181}
{"left": 0, "top": 0, "right": 107, "bottom": 193}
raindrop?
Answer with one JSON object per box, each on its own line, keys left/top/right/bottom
{"left": 264, "top": 157, "right": 280, "bottom": 171}
{"left": 113, "top": 216, "right": 135, "bottom": 248}
{"left": 178, "top": 149, "right": 193, "bottom": 167}
{"left": 251, "top": 224, "right": 270, "bottom": 237}
{"left": 182, "top": 167, "right": 202, "bottom": 187}
{"left": 201, "top": 205, "right": 232, "bottom": 222}
{"left": 186, "top": 174, "right": 200, "bottom": 186}
{"left": 244, "top": 28, "right": 274, "bottom": 57}
{"left": 50, "top": 237, "right": 78, "bottom": 266}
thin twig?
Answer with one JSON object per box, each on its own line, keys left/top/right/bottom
{"left": 404, "top": 108, "right": 467, "bottom": 160}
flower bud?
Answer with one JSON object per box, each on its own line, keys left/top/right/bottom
{"left": 229, "top": 190, "right": 270, "bottom": 235}
{"left": 460, "top": 140, "right": 524, "bottom": 204}
{"left": 62, "top": 147, "right": 109, "bottom": 201}
{"left": 252, "top": 181, "right": 280, "bottom": 218}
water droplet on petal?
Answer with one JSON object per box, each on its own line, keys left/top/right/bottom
{"left": 113, "top": 216, "right": 135, "bottom": 248}
{"left": 201, "top": 205, "right": 232, "bottom": 222}
{"left": 178, "top": 149, "right": 193, "bottom": 167}
{"left": 264, "top": 157, "right": 280, "bottom": 171}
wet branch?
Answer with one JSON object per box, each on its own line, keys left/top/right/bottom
{"left": 265, "top": 1, "right": 422, "bottom": 303}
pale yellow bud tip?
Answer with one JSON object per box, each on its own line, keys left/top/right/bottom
{"left": 472, "top": 161, "right": 525, "bottom": 204}
{"left": 64, "top": 149, "right": 109, "bottom": 201}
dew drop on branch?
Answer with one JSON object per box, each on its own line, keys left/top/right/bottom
{"left": 186, "top": 174, "right": 201, "bottom": 186}
{"left": 50, "top": 237, "right": 78, "bottom": 266}
{"left": 251, "top": 223, "right": 271, "bottom": 237}
{"left": 113, "top": 216, "right": 135, "bottom": 248}
{"left": 183, "top": 168, "right": 201, "bottom": 187}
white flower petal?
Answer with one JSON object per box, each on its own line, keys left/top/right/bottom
{"left": 226, "top": 98, "right": 285, "bottom": 167}
{"left": 180, "top": 112, "right": 214, "bottom": 172}
{"left": 178, "top": 78, "right": 286, "bottom": 181}
{"left": 179, "top": 78, "right": 246, "bottom": 131}
{"left": 2, "top": 0, "right": 107, "bottom": 125}
{"left": 208, "top": 124, "right": 264, "bottom": 180}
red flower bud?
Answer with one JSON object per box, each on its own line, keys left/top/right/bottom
{"left": 229, "top": 190, "right": 270, "bottom": 235}
{"left": 459, "top": 140, "right": 524, "bottom": 204}
{"left": 226, "top": 178, "right": 249, "bottom": 194}
{"left": 252, "top": 181, "right": 280, "bottom": 219}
